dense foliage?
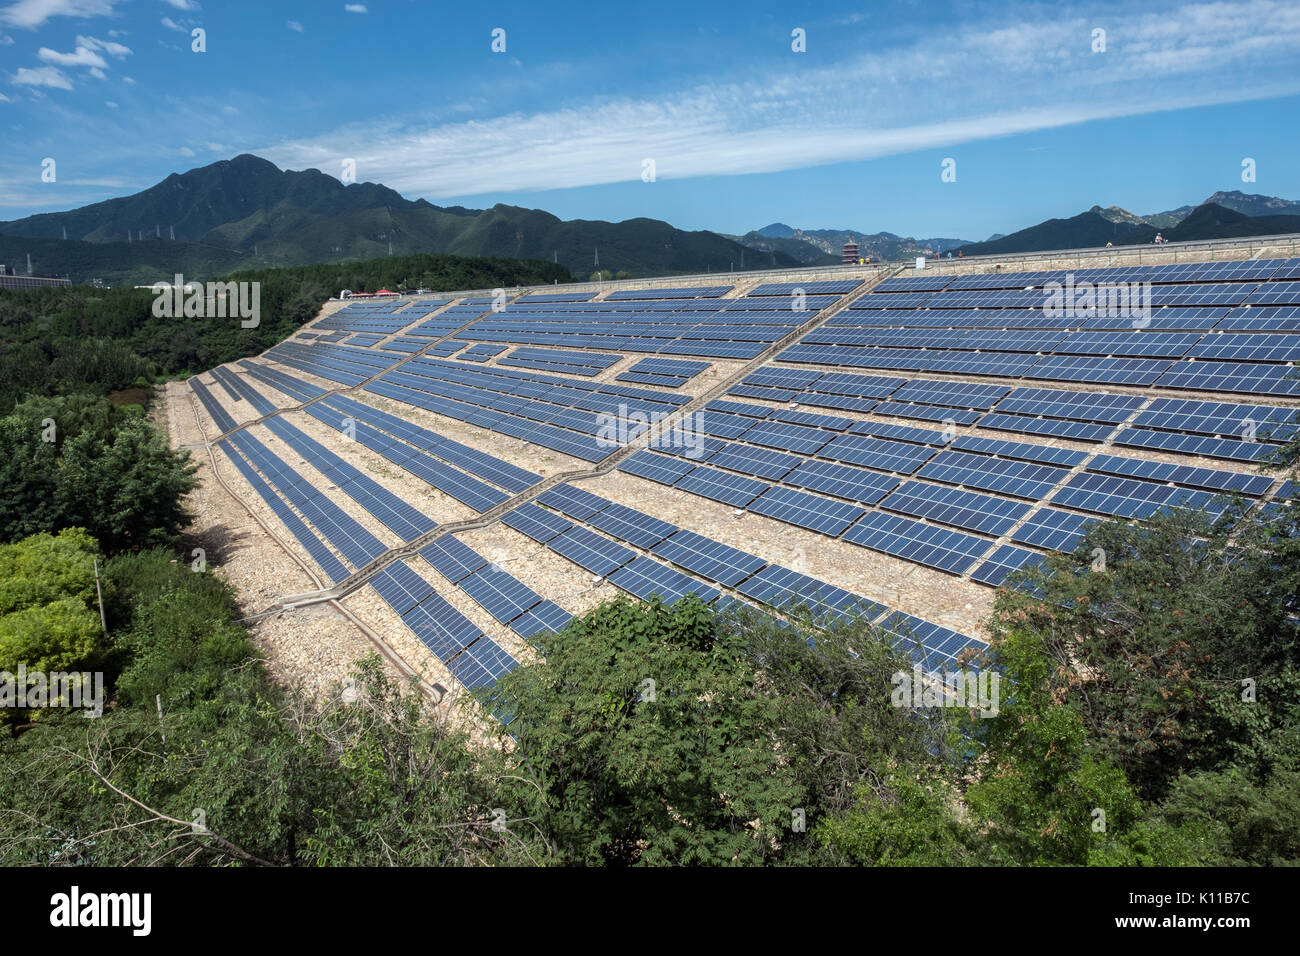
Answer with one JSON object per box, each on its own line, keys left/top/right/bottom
{"left": 0, "top": 411, "right": 1296, "bottom": 864}
{"left": 0, "top": 251, "right": 571, "bottom": 413}
{"left": 0, "top": 395, "right": 197, "bottom": 550}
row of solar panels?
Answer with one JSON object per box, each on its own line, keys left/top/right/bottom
{"left": 612, "top": 399, "right": 1277, "bottom": 584}
{"left": 729, "top": 366, "right": 1297, "bottom": 462}
{"left": 368, "top": 357, "right": 690, "bottom": 462}
{"left": 616, "top": 357, "right": 712, "bottom": 389}
{"left": 779, "top": 343, "right": 1300, "bottom": 396}
{"left": 504, "top": 482, "right": 982, "bottom": 670}
{"left": 874, "top": 257, "right": 1300, "bottom": 293}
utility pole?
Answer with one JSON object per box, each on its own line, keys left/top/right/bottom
{"left": 92, "top": 559, "right": 107, "bottom": 635}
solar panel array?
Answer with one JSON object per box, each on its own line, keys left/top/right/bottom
{"left": 191, "top": 257, "right": 1299, "bottom": 713}
{"left": 783, "top": 257, "right": 1300, "bottom": 397}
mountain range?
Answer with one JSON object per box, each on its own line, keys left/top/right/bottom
{"left": 1, "top": 156, "right": 1297, "bottom": 285}
{"left": 955, "top": 195, "right": 1300, "bottom": 256}
{"left": 0, "top": 155, "right": 803, "bottom": 285}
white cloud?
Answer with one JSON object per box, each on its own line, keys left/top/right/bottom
{"left": 77, "top": 34, "right": 132, "bottom": 57}
{"left": 162, "top": 0, "right": 198, "bottom": 9}
{"left": 38, "top": 44, "right": 108, "bottom": 68}
{"left": 178, "top": 146, "right": 195, "bottom": 156}
{"left": 122, "top": 74, "right": 134, "bottom": 83}
{"left": 0, "top": 0, "right": 118, "bottom": 29}
{"left": 344, "top": 3, "right": 367, "bottom": 12}
{"left": 160, "top": 16, "right": 184, "bottom": 32}
{"left": 286, "top": 19, "right": 302, "bottom": 32}
{"left": 0, "top": 91, "right": 10, "bottom": 101}
{"left": 262, "top": 1, "right": 1300, "bottom": 200}
{"left": 104, "top": 98, "right": 116, "bottom": 107}
{"left": 0, "top": 32, "right": 12, "bottom": 44}
{"left": 88, "top": 65, "right": 104, "bottom": 78}
{"left": 13, "top": 64, "right": 73, "bottom": 88}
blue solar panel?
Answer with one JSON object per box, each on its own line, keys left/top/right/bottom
{"left": 918, "top": 449, "right": 1070, "bottom": 500}
{"left": 784, "top": 458, "right": 901, "bottom": 504}
{"left": 747, "top": 485, "right": 866, "bottom": 535}
{"left": 1052, "top": 471, "right": 1216, "bottom": 519}
{"left": 619, "top": 449, "right": 698, "bottom": 485}
{"left": 510, "top": 600, "right": 574, "bottom": 640}
{"left": 843, "top": 511, "right": 991, "bottom": 575}
{"left": 607, "top": 555, "right": 721, "bottom": 605}
{"left": 585, "top": 503, "right": 680, "bottom": 548}
{"left": 458, "top": 566, "right": 544, "bottom": 624}
{"left": 674, "top": 465, "right": 771, "bottom": 507}
{"left": 880, "top": 481, "right": 1032, "bottom": 536}
{"left": 736, "top": 564, "right": 885, "bottom": 624}
{"left": 1084, "top": 453, "right": 1272, "bottom": 495}
{"left": 546, "top": 525, "right": 638, "bottom": 576}
{"left": 877, "top": 612, "right": 986, "bottom": 671}
{"left": 420, "top": 535, "right": 489, "bottom": 583}
{"left": 501, "top": 502, "right": 575, "bottom": 543}
{"left": 706, "top": 442, "right": 802, "bottom": 480}
{"left": 446, "top": 636, "right": 519, "bottom": 689}
{"left": 1011, "top": 508, "right": 1096, "bottom": 551}
{"left": 536, "top": 483, "right": 612, "bottom": 520}
{"left": 402, "top": 592, "right": 483, "bottom": 662}
{"left": 651, "top": 530, "right": 768, "bottom": 587}
{"left": 970, "top": 545, "right": 1048, "bottom": 588}
{"left": 370, "top": 561, "right": 435, "bottom": 615}
{"left": 820, "top": 434, "right": 937, "bottom": 474}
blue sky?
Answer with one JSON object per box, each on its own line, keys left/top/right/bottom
{"left": 1, "top": 0, "right": 1298, "bottom": 240}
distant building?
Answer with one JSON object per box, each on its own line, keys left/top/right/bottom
{"left": 0, "top": 265, "right": 71, "bottom": 290}
{"left": 841, "top": 236, "right": 859, "bottom": 265}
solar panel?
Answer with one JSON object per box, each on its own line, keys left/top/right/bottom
{"left": 370, "top": 561, "right": 435, "bottom": 615}
{"left": 706, "top": 442, "right": 803, "bottom": 480}
{"left": 536, "top": 483, "right": 612, "bottom": 520}
{"left": 585, "top": 503, "right": 680, "bottom": 548}
{"left": 877, "top": 612, "right": 986, "bottom": 671}
{"left": 446, "top": 636, "right": 519, "bottom": 689}
{"left": 918, "top": 449, "right": 1070, "bottom": 500}
{"left": 1052, "top": 471, "right": 1216, "bottom": 519}
{"left": 402, "top": 591, "right": 484, "bottom": 662}
{"left": 674, "top": 465, "right": 770, "bottom": 507}
{"left": 458, "top": 566, "right": 544, "bottom": 624}
{"left": 880, "top": 480, "right": 1032, "bottom": 536}
{"left": 510, "top": 600, "right": 574, "bottom": 640}
{"left": 420, "top": 535, "right": 489, "bottom": 583}
{"left": 737, "top": 564, "right": 885, "bottom": 624}
{"left": 651, "top": 529, "right": 768, "bottom": 587}
{"left": 501, "top": 502, "right": 575, "bottom": 543}
{"left": 1084, "top": 453, "right": 1272, "bottom": 495}
{"left": 747, "top": 485, "right": 866, "bottom": 535}
{"left": 1011, "top": 508, "right": 1096, "bottom": 551}
{"left": 820, "top": 434, "right": 937, "bottom": 474}
{"left": 619, "top": 449, "right": 698, "bottom": 485}
{"left": 970, "top": 545, "right": 1048, "bottom": 588}
{"left": 784, "top": 458, "right": 901, "bottom": 504}
{"left": 607, "top": 555, "right": 721, "bottom": 604}
{"left": 950, "top": 435, "right": 1089, "bottom": 467}
{"left": 843, "top": 511, "right": 991, "bottom": 575}
{"left": 547, "top": 525, "right": 638, "bottom": 576}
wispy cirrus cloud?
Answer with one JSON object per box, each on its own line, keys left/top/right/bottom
{"left": 261, "top": 0, "right": 1300, "bottom": 200}
{"left": 344, "top": 3, "right": 367, "bottom": 12}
